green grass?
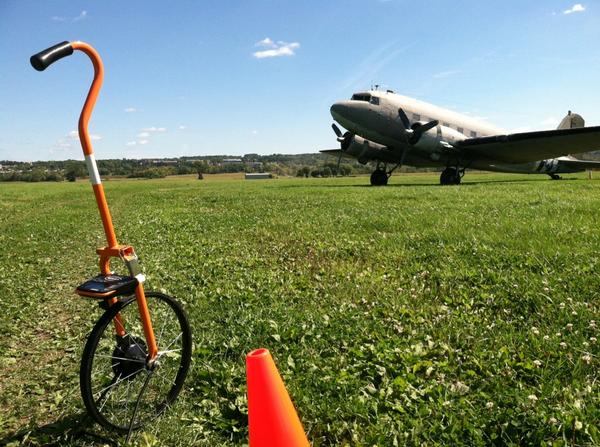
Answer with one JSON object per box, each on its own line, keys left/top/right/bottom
{"left": 1, "top": 172, "right": 600, "bottom": 446}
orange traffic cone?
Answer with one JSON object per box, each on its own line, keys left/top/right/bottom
{"left": 246, "top": 348, "right": 310, "bottom": 447}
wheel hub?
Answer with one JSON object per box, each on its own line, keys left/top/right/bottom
{"left": 112, "top": 334, "right": 147, "bottom": 378}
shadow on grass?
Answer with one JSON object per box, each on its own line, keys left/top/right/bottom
{"left": 277, "top": 176, "right": 582, "bottom": 189}
{"left": 0, "top": 413, "right": 118, "bottom": 447}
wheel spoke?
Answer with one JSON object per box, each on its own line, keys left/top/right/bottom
{"left": 97, "top": 373, "right": 121, "bottom": 412}
{"left": 158, "top": 348, "right": 182, "bottom": 356}
{"left": 96, "top": 354, "right": 146, "bottom": 364}
{"left": 93, "top": 367, "right": 144, "bottom": 398}
{"left": 161, "top": 332, "right": 183, "bottom": 353}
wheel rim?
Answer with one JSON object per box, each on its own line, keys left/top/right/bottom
{"left": 81, "top": 292, "right": 192, "bottom": 432}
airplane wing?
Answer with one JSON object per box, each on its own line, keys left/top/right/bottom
{"left": 457, "top": 126, "right": 600, "bottom": 163}
{"left": 319, "top": 149, "right": 356, "bottom": 159}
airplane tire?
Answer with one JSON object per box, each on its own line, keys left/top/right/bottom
{"left": 371, "top": 169, "right": 388, "bottom": 186}
{"left": 440, "top": 168, "right": 461, "bottom": 185}
{"left": 380, "top": 172, "right": 389, "bottom": 186}
{"left": 454, "top": 171, "right": 462, "bottom": 185}
{"left": 370, "top": 169, "right": 388, "bottom": 186}
{"left": 375, "top": 169, "right": 388, "bottom": 186}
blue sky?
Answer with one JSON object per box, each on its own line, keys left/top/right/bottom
{"left": 1, "top": 1, "right": 598, "bottom": 161}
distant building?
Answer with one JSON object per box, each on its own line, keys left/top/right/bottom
{"left": 223, "top": 158, "right": 243, "bottom": 164}
{"left": 245, "top": 173, "right": 271, "bottom": 180}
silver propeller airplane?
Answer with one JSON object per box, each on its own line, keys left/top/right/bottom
{"left": 321, "top": 90, "right": 600, "bottom": 185}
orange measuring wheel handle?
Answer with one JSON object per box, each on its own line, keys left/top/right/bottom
{"left": 30, "top": 41, "right": 158, "bottom": 360}
{"left": 32, "top": 41, "right": 117, "bottom": 248}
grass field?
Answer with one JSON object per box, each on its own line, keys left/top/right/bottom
{"left": 1, "top": 172, "right": 600, "bottom": 446}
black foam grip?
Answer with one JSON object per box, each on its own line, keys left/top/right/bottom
{"left": 30, "top": 41, "right": 74, "bottom": 71}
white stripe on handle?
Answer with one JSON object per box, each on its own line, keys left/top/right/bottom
{"left": 85, "top": 154, "right": 102, "bottom": 185}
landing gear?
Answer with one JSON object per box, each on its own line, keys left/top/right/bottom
{"left": 549, "top": 174, "right": 562, "bottom": 180}
{"left": 440, "top": 167, "right": 462, "bottom": 185}
{"left": 369, "top": 162, "right": 400, "bottom": 186}
{"left": 370, "top": 169, "right": 388, "bottom": 186}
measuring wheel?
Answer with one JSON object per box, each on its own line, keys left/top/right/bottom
{"left": 80, "top": 292, "right": 192, "bottom": 432}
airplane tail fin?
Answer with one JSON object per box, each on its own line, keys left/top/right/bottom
{"left": 557, "top": 111, "right": 585, "bottom": 130}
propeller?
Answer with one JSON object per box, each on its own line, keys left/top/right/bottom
{"left": 397, "top": 107, "right": 438, "bottom": 145}
{"left": 332, "top": 123, "right": 344, "bottom": 141}
{"left": 331, "top": 123, "right": 350, "bottom": 176}
{"left": 409, "top": 119, "right": 439, "bottom": 144}
{"left": 397, "top": 108, "right": 411, "bottom": 129}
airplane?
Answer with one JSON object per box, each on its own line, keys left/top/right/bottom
{"left": 321, "top": 89, "right": 600, "bottom": 185}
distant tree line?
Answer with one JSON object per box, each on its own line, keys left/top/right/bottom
{"left": 296, "top": 163, "right": 353, "bottom": 178}
{"left": 0, "top": 154, "right": 373, "bottom": 182}
{"left": 0, "top": 151, "right": 460, "bottom": 182}
{"left": 6, "top": 148, "right": 600, "bottom": 183}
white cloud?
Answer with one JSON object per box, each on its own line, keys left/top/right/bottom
{"left": 73, "top": 10, "right": 88, "bottom": 21}
{"left": 178, "top": 125, "right": 187, "bottom": 130}
{"left": 336, "top": 40, "right": 412, "bottom": 93}
{"left": 253, "top": 38, "right": 300, "bottom": 59}
{"left": 564, "top": 4, "right": 585, "bottom": 14}
{"left": 127, "top": 126, "right": 166, "bottom": 147}
{"left": 54, "top": 129, "right": 100, "bottom": 149}
{"left": 66, "top": 129, "right": 101, "bottom": 141}
{"left": 124, "top": 107, "right": 137, "bottom": 113}
{"left": 433, "top": 69, "right": 461, "bottom": 79}
{"left": 256, "top": 38, "right": 275, "bottom": 48}
{"left": 251, "top": 130, "right": 259, "bottom": 135}
{"left": 52, "top": 10, "right": 88, "bottom": 22}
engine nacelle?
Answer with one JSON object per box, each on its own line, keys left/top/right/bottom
{"left": 344, "top": 134, "right": 390, "bottom": 164}
{"left": 413, "top": 124, "right": 466, "bottom": 153}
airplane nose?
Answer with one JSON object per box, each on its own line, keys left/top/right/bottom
{"left": 330, "top": 102, "right": 342, "bottom": 118}
{"left": 330, "top": 101, "right": 351, "bottom": 120}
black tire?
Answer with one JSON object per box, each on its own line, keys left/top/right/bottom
{"left": 370, "top": 169, "right": 388, "bottom": 186}
{"left": 440, "top": 168, "right": 461, "bottom": 185}
{"left": 80, "top": 291, "right": 192, "bottom": 433}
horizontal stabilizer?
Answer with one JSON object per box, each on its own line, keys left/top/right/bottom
{"left": 558, "top": 157, "right": 600, "bottom": 170}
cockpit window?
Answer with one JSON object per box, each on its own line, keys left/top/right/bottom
{"left": 351, "top": 94, "right": 371, "bottom": 102}
{"left": 370, "top": 96, "right": 380, "bottom": 106}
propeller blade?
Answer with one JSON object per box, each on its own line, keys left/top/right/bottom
{"left": 332, "top": 123, "right": 343, "bottom": 139}
{"left": 336, "top": 153, "right": 343, "bottom": 176}
{"left": 409, "top": 120, "right": 439, "bottom": 144}
{"left": 398, "top": 108, "right": 411, "bottom": 129}
{"left": 420, "top": 119, "right": 439, "bottom": 133}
